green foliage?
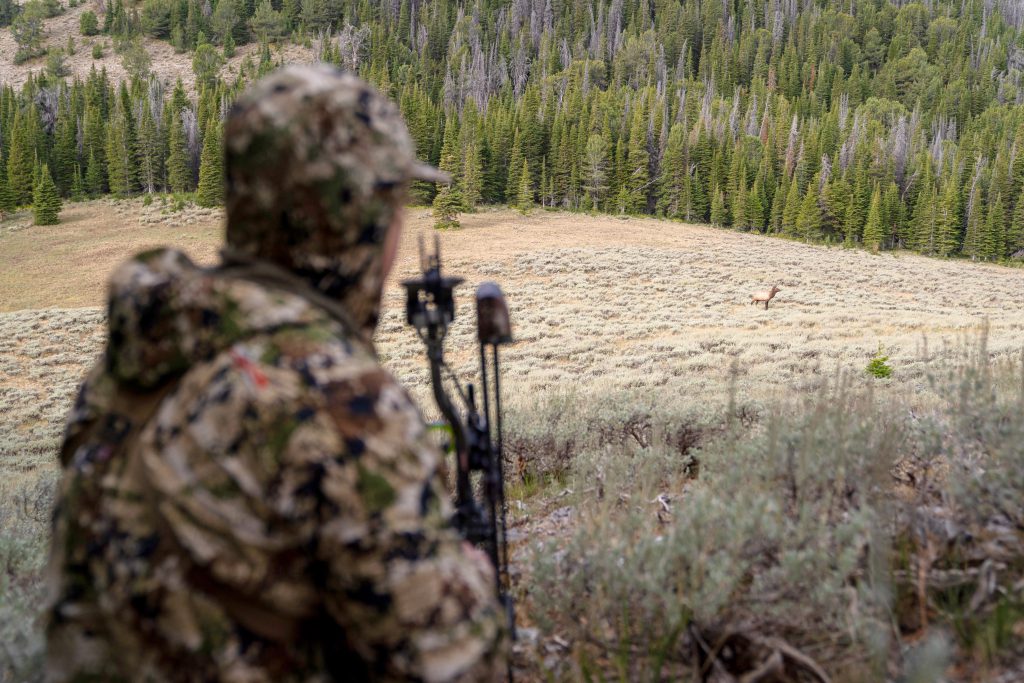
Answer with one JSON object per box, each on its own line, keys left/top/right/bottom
{"left": 196, "top": 117, "right": 224, "bottom": 207}
{"left": 248, "top": 0, "right": 285, "bottom": 43}
{"left": 79, "top": 8, "right": 98, "bottom": 35}
{"left": 91, "top": 42, "right": 103, "bottom": 59}
{"left": 431, "top": 184, "right": 462, "bottom": 230}
{"left": 192, "top": 40, "right": 225, "bottom": 88}
{"left": 119, "top": 37, "right": 153, "bottom": 81}
{"left": 32, "top": 164, "right": 61, "bottom": 225}
{"left": 0, "top": 167, "right": 15, "bottom": 217}
{"left": 4, "top": 0, "right": 1024, "bottom": 266}
{"left": 865, "top": 345, "right": 893, "bottom": 379}
{"left": 45, "top": 47, "right": 69, "bottom": 79}
{"left": 515, "top": 157, "right": 533, "bottom": 214}
{"left": 862, "top": 185, "right": 884, "bottom": 251}
{"left": 11, "top": 0, "right": 47, "bottom": 64}
{"left": 0, "top": 0, "right": 19, "bottom": 28}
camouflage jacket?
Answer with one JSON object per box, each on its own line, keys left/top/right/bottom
{"left": 45, "top": 248, "right": 505, "bottom": 682}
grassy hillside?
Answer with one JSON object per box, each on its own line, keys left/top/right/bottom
{"left": 2, "top": 204, "right": 1024, "bottom": 680}
{"left": 0, "top": 0, "right": 311, "bottom": 90}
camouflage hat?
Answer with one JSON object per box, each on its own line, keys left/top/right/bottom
{"left": 223, "top": 65, "right": 445, "bottom": 333}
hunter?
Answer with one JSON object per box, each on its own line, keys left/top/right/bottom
{"left": 44, "top": 65, "right": 506, "bottom": 682}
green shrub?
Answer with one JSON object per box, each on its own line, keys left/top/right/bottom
{"left": 79, "top": 9, "right": 97, "bottom": 35}
{"left": 45, "top": 47, "right": 68, "bottom": 78}
{"left": 866, "top": 344, "right": 893, "bottom": 378}
{"left": 91, "top": 42, "right": 103, "bottom": 59}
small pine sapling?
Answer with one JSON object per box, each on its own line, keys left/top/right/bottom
{"left": 865, "top": 344, "right": 893, "bottom": 379}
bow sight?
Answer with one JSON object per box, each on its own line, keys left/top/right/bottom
{"left": 402, "top": 234, "right": 515, "bottom": 640}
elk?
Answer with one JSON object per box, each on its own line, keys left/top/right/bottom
{"left": 751, "top": 285, "right": 781, "bottom": 310}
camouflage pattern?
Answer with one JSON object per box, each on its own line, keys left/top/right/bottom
{"left": 45, "top": 67, "right": 503, "bottom": 683}
{"left": 224, "top": 64, "right": 446, "bottom": 337}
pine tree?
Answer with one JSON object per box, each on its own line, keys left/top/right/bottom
{"left": 515, "top": 157, "right": 533, "bottom": 214}
{"left": 105, "top": 114, "right": 130, "bottom": 197}
{"left": 0, "top": 168, "right": 15, "bottom": 217}
{"left": 862, "top": 185, "right": 884, "bottom": 252}
{"left": 962, "top": 185, "right": 984, "bottom": 260}
{"left": 32, "top": 163, "right": 62, "bottom": 225}
{"left": 1009, "top": 185, "right": 1024, "bottom": 256}
{"left": 505, "top": 130, "right": 524, "bottom": 205}
{"left": 983, "top": 193, "right": 1006, "bottom": 260}
{"left": 196, "top": 117, "right": 224, "bottom": 207}
{"left": 934, "top": 181, "right": 960, "bottom": 257}
{"left": 70, "top": 164, "right": 85, "bottom": 201}
{"left": 7, "top": 111, "right": 35, "bottom": 206}
{"left": 624, "top": 97, "right": 650, "bottom": 214}
{"left": 710, "top": 188, "right": 726, "bottom": 227}
{"left": 747, "top": 179, "right": 765, "bottom": 231}
{"left": 85, "top": 148, "right": 105, "bottom": 197}
{"left": 731, "top": 179, "right": 747, "bottom": 229}
{"left": 769, "top": 180, "right": 785, "bottom": 233}
{"left": 167, "top": 111, "right": 192, "bottom": 193}
{"left": 462, "top": 141, "right": 482, "bottom": 211}
{"left": 432, "top": 183, "right": 462, "bottom": 229}
{"left": 795, "top": 182, "right": 822, "bottom": 241}
{"left": 781, "top": 176, "right": 800, "bottom": 235}
{"left": 657, "top": 123, "right": 686, "bottom": 218}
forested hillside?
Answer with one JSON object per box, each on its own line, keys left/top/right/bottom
{"left": 4, "top": 0, "right": 1024, "bottom": 260}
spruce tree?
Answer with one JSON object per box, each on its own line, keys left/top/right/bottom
{"left": 862, "top": 185, "right": 884, "bottom": 252}
{"left": 983, "top": 193, "right": 1006, "bottom": 260}
{"left": 105, "top": 114, "right": 130, "bottom": 197}
{"left": 461, "top": 141, "right": 482, "bottom": 211}
{"left": 85, "top": 148, "right": 105, "bottom": 197}
{"left": 710, "top": 189, "right": 726, "bottom": 227}
{"left": 32, "top": 163, "right": 62, "bottom": 225}
{"left": 70, "top": 164, "right": 85, "bottom": 201}
{"left": 0, "top": 168, "right": 15, "bottom": 217}
{"left": 167, "top": 112, "right": 192, "bottom": 193}
{"left": 624, "top": 99, "right": 650, "bottom": 214}
{"left": 505, "top": 130, "right": 524, "bottom": 204}
{"left": 795, "top": 183, "right": 822, "bottom": 241}
{"left": 7, "top": 112, "right": 35, "bottom": 206}
{"left": 962, "top": 185, "right": 984, "bottom": 260}
{"left": 1009, "top": 185, "right": 1024, "bottom": 255}
{"left": 769, "top": 180, "right": 785, "bottom": 232}
{"left": 432, "top": 184, "right": 462, "bottom": 229}
{"left": 781, "top": 176, "right": 800, "bottom": 235}
{"left": 935, "top": 182, "right": 960, "bottom": 257}
{"left": 196, "top": 117, "right": 224, "bottom": 207}
{"left": 515, "top": 157, "right": 533, "bottom": 214}
{"left": 731, "top": 179, "right": 747, "bottom": 229}
{"left": 746, "top": 180, "right": 765, "bottom": 231}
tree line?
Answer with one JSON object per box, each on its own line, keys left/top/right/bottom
{"left": 3, "top": 0, "right": 1024, "bottom": 260}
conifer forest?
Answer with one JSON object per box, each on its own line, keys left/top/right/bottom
{"left": 2, "top": 0, "right": 1024, "bottom": 261}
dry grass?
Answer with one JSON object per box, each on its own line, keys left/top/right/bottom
{"left": 3, "top": 199, "right": 1024, "bottom": 476}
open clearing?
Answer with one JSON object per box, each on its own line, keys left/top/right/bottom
{"left": 3, "top": 198, "right": 1024, "bottom": 481}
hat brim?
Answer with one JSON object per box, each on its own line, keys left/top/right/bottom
{"left": 409, "top": 162, "right": 451, "bottom": 184}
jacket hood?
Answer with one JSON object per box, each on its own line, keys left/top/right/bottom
{"left": 223, "top": 66, "right": 439, "bottom": 337}
{"left": 105, "top": 248, "right": 348, "bottom": 389}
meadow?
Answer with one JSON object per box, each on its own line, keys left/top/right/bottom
{"left": 2, "top": 200, "right": 1024, "bottom": 680}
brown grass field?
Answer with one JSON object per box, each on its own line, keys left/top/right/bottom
{"left": 3, "top": 199, "right": 1024, "bottom": 680}
{"left": 3, "top": 197, "right": 1023, "bottom": 429}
